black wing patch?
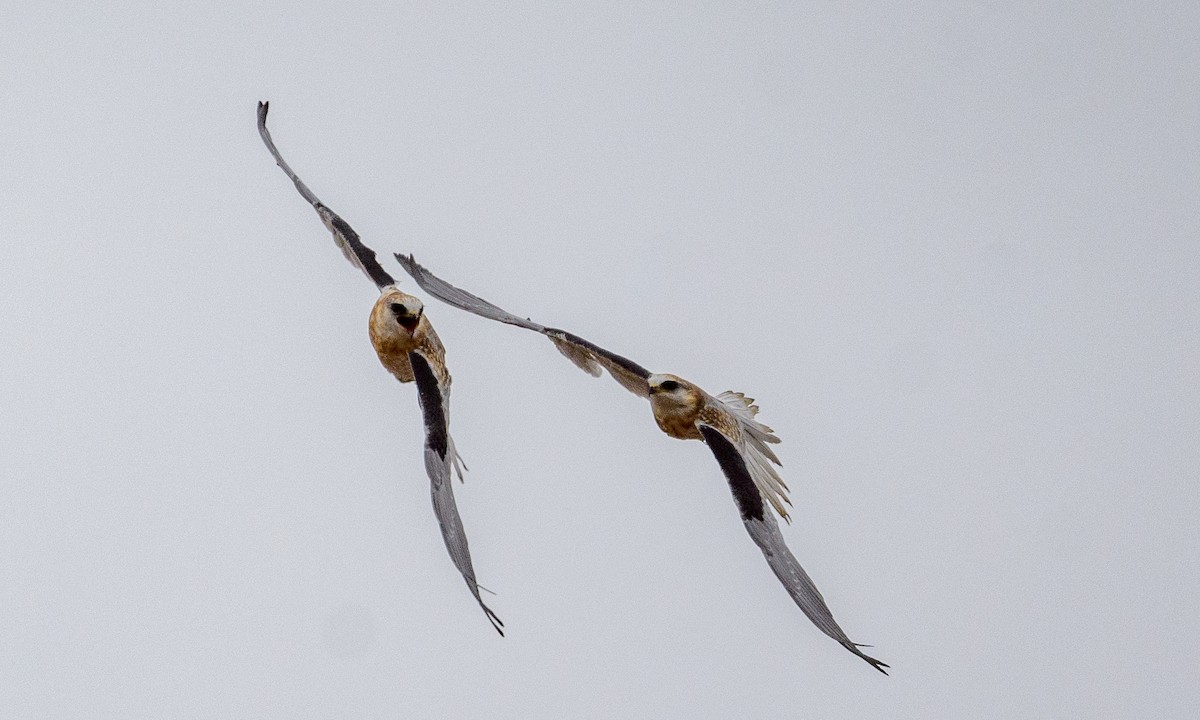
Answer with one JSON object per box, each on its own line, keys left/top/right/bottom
{"left": 325, "top": 211, "right": 396, "bottom": 289}
{"left": 698, "top": 425, "right": 764, "bottom": 522}
{"left": 546, "top": 328, "right": 652, "bottom": 381}
{"left": 409, "top": 351, "right": 449, "bottom": 460}
{"left": 256, "top": 101, "right": 396, "bottom": 289}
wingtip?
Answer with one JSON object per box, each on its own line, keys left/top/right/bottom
{"left": 484, "top": 605, "right": 506, "bottom": 637}
{"left": 847, "top": 642, "right": 890, "bottom": 674}
{"left": 394, "top": 253, "right": 419, "bottom": 276}
{"left": 473, "top": 579, "right": 505, "bottom": 636}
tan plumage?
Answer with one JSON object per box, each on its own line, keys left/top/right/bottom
{"left": 369, "top": 289, "right": 446, "bottom": 385}
{"left": 394, "top": 254, "right": 887, "bottom": 674}
{"left": 256, "top": 102, "right": 502, "bottom": 635}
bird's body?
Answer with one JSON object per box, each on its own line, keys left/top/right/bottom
{"left": 394, "top": 253, "right": 887, "bottom": 673}
{"left": 368, "top": 289, "right": 446, "bottom": 385}
{"left": 257, "top": 103, "right": 501, "bottom": 635}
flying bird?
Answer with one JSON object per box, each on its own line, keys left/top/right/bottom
{"left": 394, "top": 254, "right": 886, "bottom": 672}
{"left": 256, "top": 102, "right": 502, "bottom": 635}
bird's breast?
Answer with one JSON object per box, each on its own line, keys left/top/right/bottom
{"left": 369, "top": 309, "right": 418, "bottom": 383}
{"left": 371, "top": 339, "right": 415, "bottom": 383}
{"left": 653, "top": 408, "right": 703, "bottom": 440}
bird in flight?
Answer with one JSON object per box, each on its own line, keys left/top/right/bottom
{"left": 256, "top": 102, "right": 502, "bottom": 635}
{"left": 394, "top": 254, "right": 887, "bottom": 672}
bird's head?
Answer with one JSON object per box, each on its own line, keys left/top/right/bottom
{"left": 647, "top": 373, "right": 703, "bottom": 413}
{"left": 382, "top": 289, "right": 424, "bottom": 336}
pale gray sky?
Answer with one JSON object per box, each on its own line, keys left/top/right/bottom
{"left": 2, "top": 2, "right": 1197, "bottom": 718}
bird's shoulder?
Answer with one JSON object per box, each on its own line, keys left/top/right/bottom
{"left": 697, "top": 399, "right": 740, "bottom": 440}
{"left": 415, "top": 320, "right": 451, "bottom": 388}
{"left": 707, "top": 389, "right": 790, "bottom": 520}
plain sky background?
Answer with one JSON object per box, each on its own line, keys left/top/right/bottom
{"left": 2, "top": 2, "right": 1197, "bottom": 718}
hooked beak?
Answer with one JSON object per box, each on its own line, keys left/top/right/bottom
{"left": 397, "top": 315, "right": 420, "bottom": 334}
{"left": 389, "top": 300, "right": 422, "bottom": 334}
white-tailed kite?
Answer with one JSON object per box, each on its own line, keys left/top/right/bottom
{"left": 395, "top": 254, "right": 886, "bottom": 672}
{"left": 256, "top": 103, "right": 502, "bottom": 635}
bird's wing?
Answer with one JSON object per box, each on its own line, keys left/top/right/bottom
{"left": 256, "top": 101, "right": 396, "bottom": 290}
{"left": 696, "top": 423, "right": 887, "bottom": 674}
{"left": 408, "top": 349, "right": 504, "bottom": 635}
{"left": 395, "top": 253, "right": 652, "bottom": 397}
{"left": 711, "top": 391, "right": 791, "bottom": 522}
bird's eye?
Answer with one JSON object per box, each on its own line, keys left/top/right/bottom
{"left": 390, "top": 302, "right": 407, "bottom": 315}
{"left": 659, "top": 380, "right": 680, "bottom": 392}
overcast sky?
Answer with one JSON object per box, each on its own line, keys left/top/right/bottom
{"left": 2, "top": 2, "right": 1197, "bottom": 718}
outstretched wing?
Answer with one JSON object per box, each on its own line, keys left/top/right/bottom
{"left": 697, "top": 423, "right": 887, "bottom": 674}
{"left": 408, "top": 350, "right": 504, "bottom": 635}
{"left": 395, "top": 253, "right": 652, "bottom": 397}
{"left": 256, "top": 101, "right": 396, "bottom": 290}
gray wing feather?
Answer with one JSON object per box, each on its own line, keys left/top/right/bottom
{"left": 744, "top": 511, "right": 888, "bottom": 674}
{"left": 409, "top": 350, "right": 504, "bottom": 635}
{"left": 256, "top": 101, "right": 322, "bottom": 208}
{"left": 698, "top": 422, "right": 887, "bottom": 673}
{"left": 426, "top": 445, "right": 504, "bottom": 635}
{"left": 256, "top": 101, "right": 396, "bottom": 290}
{"left": 395, "top": 254, "right": 651, "bottom": 397}
{"left": 394, "top": 253, "right": 546, "bottom": 331}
